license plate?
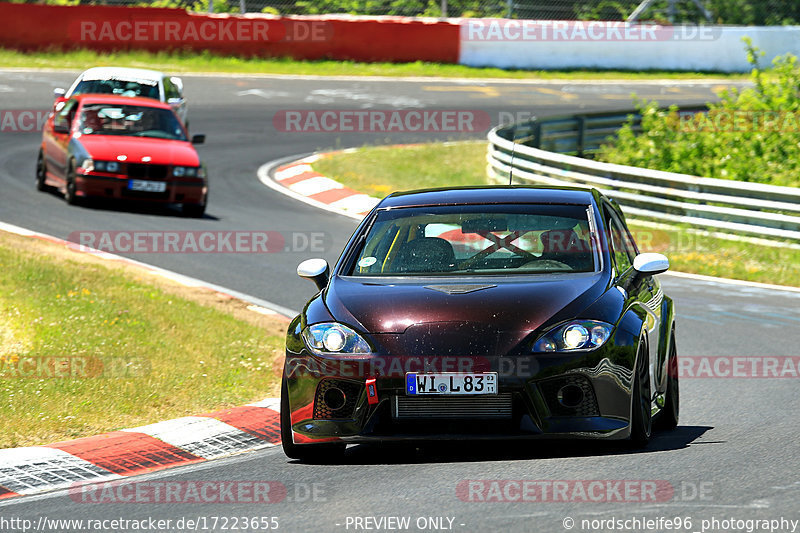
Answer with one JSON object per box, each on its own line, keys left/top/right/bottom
{"left": 128, "top": 180, "right": 166, "bottom": 193}
{"left": 406, "top": 373, "right": 497, "bottom": 395}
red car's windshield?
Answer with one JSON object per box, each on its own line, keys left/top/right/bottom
{"left": 79, "top": 104, "right": 186, "bottom": 141}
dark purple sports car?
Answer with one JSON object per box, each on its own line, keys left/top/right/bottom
{"left": 281, "top": 186, "right": 678, "bottom": 461}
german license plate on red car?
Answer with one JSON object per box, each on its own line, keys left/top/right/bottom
{"left": 406, "top": 373, "right": 497, "bottom": 395}
{"left": 128, "top": 180, "right": 166, "bottom": 193}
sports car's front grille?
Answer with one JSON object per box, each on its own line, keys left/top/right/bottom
{"left": 313, "top": 379, "right": 362, "bottom": 420}
{"left": 393, "top": 394, "right": 513, "bottom": 420}
{"left": 537, "top": 374, "right": 600, "bottom": 417}
{"left": 127, "top": 163, "right": 168, "bottom": 180}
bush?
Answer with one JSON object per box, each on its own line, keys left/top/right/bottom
{"left": 598, "top": 40, "right": 800, "bottom": 187}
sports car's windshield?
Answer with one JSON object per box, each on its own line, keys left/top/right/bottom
{"left": 73, "top": 79, "right": 160, "bottom": 100}
{"left": 78, "top": 104, "right": 186, "bottom": 140}
{"left": 349, "top": 204, "right": 598, "bottom": 276}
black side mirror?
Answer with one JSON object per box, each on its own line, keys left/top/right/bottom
{"left": 297, "top": 259, "right": 330, "bottom": 291}
{"left": 191, "top": 134, "right": 205, "bottom": 144}
{"left": 633, "top": 253, "right": 669, "bottom": 276}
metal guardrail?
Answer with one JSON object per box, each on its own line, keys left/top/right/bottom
{"left": 487, "top": 109, "right": 800, "bottom": 243}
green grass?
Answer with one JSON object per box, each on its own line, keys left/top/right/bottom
{"left": 0, "top": 231, "right": 286, "bottom": 448}
{"left": 0, "top": 48, "right": 749, "bottom": 80}
{"left": 313, "top": 142, "right": 489, "bottom": 197}
{"left": 627, "top": 223, "right": 800, "bottom": 286}
{"left": 312, "top": 141, "right": 800, "bottom": 287}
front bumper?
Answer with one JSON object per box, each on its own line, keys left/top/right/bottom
{"left": 75, "top": 172, "right": 206, "bottom": 204}
{"left": 284, "top": 342, "right": 638, "bottom": 445}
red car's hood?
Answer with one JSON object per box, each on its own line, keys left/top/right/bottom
{"left": 76, "top": 135, "right": 199, "bottom": 167}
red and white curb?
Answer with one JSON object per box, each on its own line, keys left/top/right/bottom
{"left": 261, "top": 153, "right": 379, "bottom": 221}
{"left": 0, "top": 400, "right": 282, "bottom": 499}
{"left": 0, "top": 221, "right": 293, "bottom": 500}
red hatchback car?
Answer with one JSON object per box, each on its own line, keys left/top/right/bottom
{"left": 36, "top": 95, "right": 208, "bottom": 217}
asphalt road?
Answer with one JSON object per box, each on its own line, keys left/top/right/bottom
{"left": 1, "top": 70, "right": 799, "bottom": 533}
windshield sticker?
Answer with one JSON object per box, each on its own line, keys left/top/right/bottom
{"left": 358, "top": 257, "right": 378, "bottom": 268}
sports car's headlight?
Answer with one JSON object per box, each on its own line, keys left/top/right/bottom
{"left": 302, "top": 323, "right": 371, "bottom": 356}
{"left": 533, "top": 320, "right": 613, "bottom": 352}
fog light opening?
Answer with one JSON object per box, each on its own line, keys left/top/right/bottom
{"left": 322, "top": 387, "right": 347, "bottom": 411}
{"left": 557, "top": 384, "right": 584, "bottom": 408}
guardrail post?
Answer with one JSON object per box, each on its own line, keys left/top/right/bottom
{"left": 576, "top": 115, "right": 587, "bottom": 157}
{"left": 529, "top": 120, "right": 542, "bottom": 148}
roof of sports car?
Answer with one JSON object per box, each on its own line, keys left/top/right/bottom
{"left": 72, "top": 94, "right": 172, "bottom": 109}
{"left": 377, "top": 185, "right": 598, "bottom": 209}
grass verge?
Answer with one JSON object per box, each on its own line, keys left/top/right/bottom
{"left": 0, "top": 230, "right": 286, "bottom": 448}
{"left": 313, "top": 142, "right": 489, "bottom": 197}
{"left": 312, "top": 141, "right": 800, "bottom": 287}
{"left": 0, "top": 48, "right": 749, "bottom": 80}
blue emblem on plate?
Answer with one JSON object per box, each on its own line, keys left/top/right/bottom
{"left": 438, "top": 383, "right": 447, "bottom": 392}
{"left": 406, "top": 373, "right": 416, "bottom": 394}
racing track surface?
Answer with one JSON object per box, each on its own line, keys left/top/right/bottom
{"left": 1, "top": 71, "right": 799, "bottom": 532}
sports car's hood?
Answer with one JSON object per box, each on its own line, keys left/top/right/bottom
{"left": 76, "top": 135, "right": 199, "bottom": 167}
{"left": 326, "top": 273, "right": 605, "bottom": 335}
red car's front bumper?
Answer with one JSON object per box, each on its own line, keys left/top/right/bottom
{"left": 75, "top": 172, "right": 206, "bottom": 204}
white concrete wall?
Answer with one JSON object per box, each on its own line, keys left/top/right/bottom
{"left": 459, "top": 21, "right": 800, "bottom": 72}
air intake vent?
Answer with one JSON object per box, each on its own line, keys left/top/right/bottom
{"left": 537, "top": 374, "right": 600, "bottom": 417}
{"left": 393, "top": 394, "right": 513, "bottom": 420}
{"left": 313, "top": 379, "right": 362, "bottom": 420}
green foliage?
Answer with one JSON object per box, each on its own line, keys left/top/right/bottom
{"left": 574, "top": 1, "right": 630, "bottom": 21}
{"left": 704, "top": 0, "right": 800, "bottom": 25}
{"left": 599, "top": 40, "right": 800, "bottom": 187}
{"left": 573, "top": 0, "right": 800, "bottom": 23}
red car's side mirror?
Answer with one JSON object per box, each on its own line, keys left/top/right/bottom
{"left": 53, "top": 97, "right": 68, "bottom": 112}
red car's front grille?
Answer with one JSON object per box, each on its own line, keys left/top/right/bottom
{"left": 127, "top": 163, "right": 168, "bottom": 180}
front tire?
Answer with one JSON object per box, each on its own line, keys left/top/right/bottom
{"left": 656, "top": 332, "right": 679, "bottom": 430}
{"left": 181, "top": 192, "right": 207, "bottom": 218}
{"left": 280, "top": 375, "right": 345, "bottom": 462}
{"left": 629, "top": 338, "right": 652, "bottom": 447}
{"left": 181, "top": 202, "right": 206, "bottom": 218}
{"left": 36, "top": 149, "right": 49, "bottom": 192}
{"left": 64, "top": 161, "right": 81, "bottom": 206}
